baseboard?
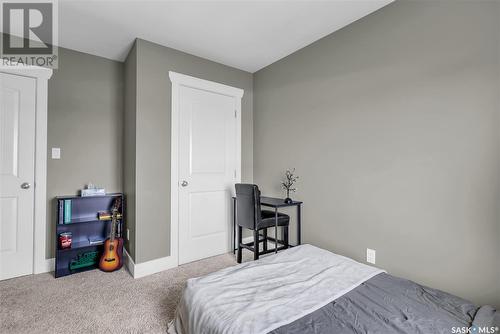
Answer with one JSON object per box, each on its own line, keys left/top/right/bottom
{"left": 34, "top": 250, "right": 175, "bottom": 279}
{"left": 34, "top": 257, "right": 55, "bottom": 274}
{"left": 123, "top": 249, "right": 135, "bottom": 277}
{"left": 123, "top": 249, "right": 178, "bottom": 279}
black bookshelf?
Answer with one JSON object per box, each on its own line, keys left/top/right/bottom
{"left": 55, "top": 193, "right": 124, "bottom": 278}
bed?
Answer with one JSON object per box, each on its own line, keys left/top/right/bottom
{"left": 168, "top": 245, "right": 499, "bottom": 334}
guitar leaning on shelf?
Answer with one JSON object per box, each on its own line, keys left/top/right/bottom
{"left": 99, "top": 197, "right": 124, "bottom": 272}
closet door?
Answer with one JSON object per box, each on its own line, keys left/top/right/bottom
{"left": 0, "top": 73, "right": 36, "bottom": 280}
{"left": 177, "top": 85, "right": 237, "bottom": 265}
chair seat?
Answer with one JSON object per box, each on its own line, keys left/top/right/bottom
{"left": 257, "top": 210, "right": 290, "bottom": 229}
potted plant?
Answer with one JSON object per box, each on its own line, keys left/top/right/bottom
{"left": 281, "top": 168, "right": 299, "bottom": 204}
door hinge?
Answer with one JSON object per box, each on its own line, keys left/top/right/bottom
{"left": 234, "top": 169, "right": 236, "bottom": 178}
{"left": 234, "top": 110, "right": 237, "bottom": 118}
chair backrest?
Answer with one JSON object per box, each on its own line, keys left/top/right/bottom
{"left": 235, "top": 184, "right": 261, "bottom": 230}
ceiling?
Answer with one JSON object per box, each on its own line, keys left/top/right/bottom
{"left": 55, "top": 0, "right": 393, "bottom": 73}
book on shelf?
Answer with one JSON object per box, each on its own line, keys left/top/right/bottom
{"left": 88, "top": 237, "right": 105, "bottom": 245}
{"left": 58, "top": 200, "right": 64, "bottom": 224}
{"left": 63, "top": 200, "right": 72, "bottom": 223}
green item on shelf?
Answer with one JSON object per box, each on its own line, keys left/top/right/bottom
{"left": 69, "top": 251, "right": 99, "bottom": 270}
{"left": 64, "top": 199, "right": 72, "bottom": 223}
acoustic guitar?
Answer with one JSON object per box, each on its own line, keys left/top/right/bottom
{"left": 99, "top": 197, "right": 123, "bottom": 272}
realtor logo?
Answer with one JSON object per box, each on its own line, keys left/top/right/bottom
{"left": 1, "top": 0, "right": 58, "bottom": 67}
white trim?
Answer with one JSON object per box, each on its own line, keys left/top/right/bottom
{"left": 169, "top": 71, "right": 243, "bottom": 268}
{"left": 123, "top": 249, "right": 135, "bottom": 277}
{"left": 33, "top": 76, "right": 50, "bottom": 274}
{"left": 39, "top": 258, "right": 55, "bottom": 274}
{"left": 0, "top": 62, "right": 53, "bottom": 276}
{"left": 235, "top": 95, "right": 242, "bottom": 183}
{"left": 123, "top": 248, "right": 177, "bottom": 279}
{"left": 0, "top": 62, "right": 52, "bottom": 80}
{"left": 168, "top": 71, "right": 243, "bottom": 98}
{"left": 170, "top": 73, "right": 180, "bottom": 269}
{"left": 39, "top": 252, "right": 173, "bottom": 279}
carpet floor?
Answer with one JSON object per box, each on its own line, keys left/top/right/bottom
{"left": 0, "top": 251, "right": 251, "bottom": 334}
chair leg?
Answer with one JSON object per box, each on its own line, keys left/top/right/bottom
{"left": 262, "top": 228, "right": 268, "bottom": 253}
{"left": 237, "top": 226, "right": 243, "bottom": 263}
{"left": 253, "top": 230, "right": 259, "bottom": 260}
{"left": 284, "top": 226, "right": 289, "bottom": 249}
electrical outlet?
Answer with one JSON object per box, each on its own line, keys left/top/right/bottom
{"left": 51, "top": 147, "right": 61, "bottom": 159}
{"left": 126, "top": 229, "right": 130, "bottom": 240}
{"left": 367, "top": 248, "right": 376, "bottom": 264}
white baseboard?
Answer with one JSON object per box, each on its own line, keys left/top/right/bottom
{"left": 32, "top": 251, "right": 176, "bottom": 279}
{"left": 123, "top": 249, "right": 178, "bottom": 279}
{"left": 123, "top": 249, "right": 135, "bottom": 277}
{"left": 34, "top": 257, "right": 54, "bottom": 274}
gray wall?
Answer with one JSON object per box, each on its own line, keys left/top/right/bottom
{"left": 253, "top": 0, "right": 500, "bottom": 308}
{"left": 123, "top": 42, "right": 137, "bottom": 260}
{"left": 126, "top": 39, "right": 253, "bottom": 264}
{"left": 46, "top": 47, "right": 124, "bottom": 258}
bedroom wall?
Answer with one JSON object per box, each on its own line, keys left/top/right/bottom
{"left": 126, "top": 39, "right": 253, "bottom": 264}
{"left": 46, "top": 47, "right": 124, "bottom": 258}
{"left": 253, "top": 0, "right": 500, "bottom": 308}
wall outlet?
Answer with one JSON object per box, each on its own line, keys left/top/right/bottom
{"left": 51, "top": 147, "right": 61, "bottom": 159}
{"left": 126, "top": 229, "right": 130, "bottom": 240}
{"left": 366, "top": 248, "right": 376, "bottom": 264}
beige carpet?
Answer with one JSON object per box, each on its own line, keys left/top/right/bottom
{"left": 0, "top": 251, "right": 251, "bottom": 334}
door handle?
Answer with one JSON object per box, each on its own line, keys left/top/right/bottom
{"left": 181, "top": 180, "right": 189, "bottom": 187}
{"left": 21, "top": 182, "right": 31, "bottom": 189}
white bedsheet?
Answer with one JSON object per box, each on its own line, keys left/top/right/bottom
{"left": 169, "top": 244, "right": 385, "bottom": 334}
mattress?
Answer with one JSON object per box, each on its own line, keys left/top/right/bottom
{"left": 271, "top": 272, "right": 497, "bottom": 334}
{"left": 169, "top": 245, "right": 498, "bottom": 334}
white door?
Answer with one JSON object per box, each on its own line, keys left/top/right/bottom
{"left": 0, "top": 73, "right": 36, "bottom": 280}
{"left": 178, "top": 85, "right": 238, "bottom": 265}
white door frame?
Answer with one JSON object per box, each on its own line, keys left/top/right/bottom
{"left": 0, "top": 63, "right": 53, "bottom": 275}
{"left": 169, "top": 71, "right": 243, "bottom": 267}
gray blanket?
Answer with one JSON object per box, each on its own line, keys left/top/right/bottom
{"left": 270, "top": 273, "right": 497, "bottom": 334}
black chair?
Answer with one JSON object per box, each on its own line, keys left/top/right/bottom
{"left": 235, "top": 184, "right": 289, "bottom": 263}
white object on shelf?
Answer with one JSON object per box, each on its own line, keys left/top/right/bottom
{"left": 81, "top": 188, "right": 106, "bottom": 197}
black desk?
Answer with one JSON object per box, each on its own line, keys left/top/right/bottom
{"left": 232, "top": 196, "right": 303, "bottom": 253}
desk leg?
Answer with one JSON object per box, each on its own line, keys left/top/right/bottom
{"left": 233, "top": 197, "right": 236, "bottom": 254}
{"left": 275, "top": 208, "right": 278, "bottom": 253}
{"left": 297, "top": 204, "right": 301, "bottom": 245}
